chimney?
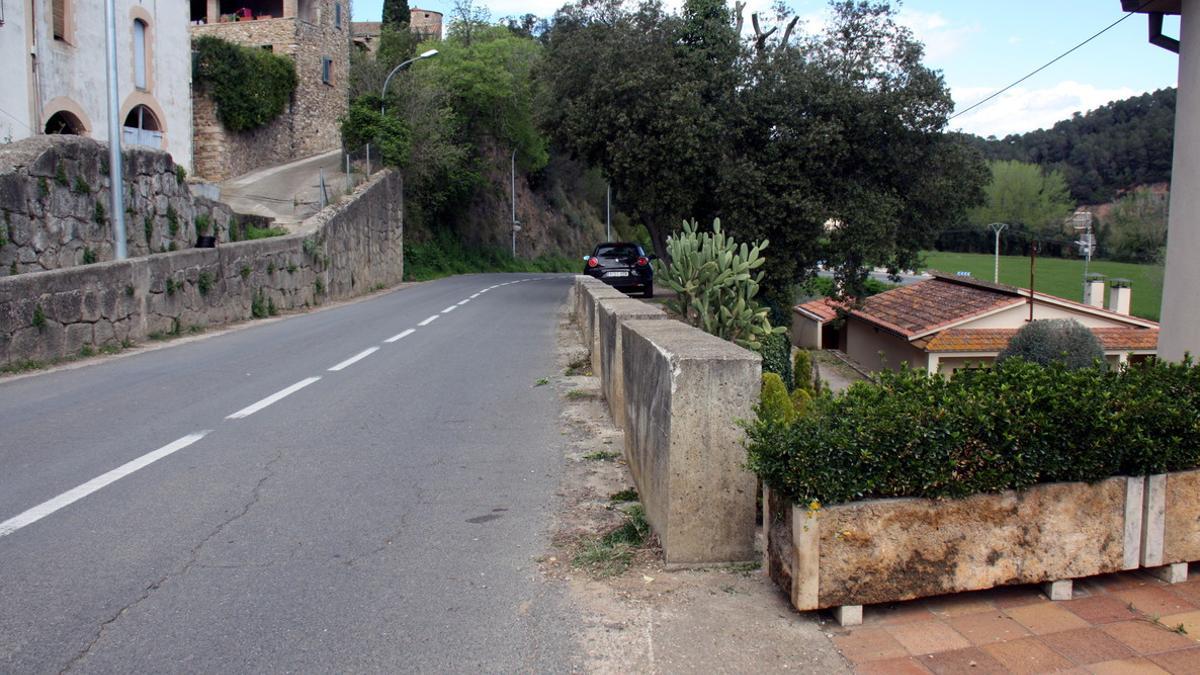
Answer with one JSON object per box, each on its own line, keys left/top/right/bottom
{"left": 1084, "top": 278, "right": 1106, "bottom": 308}
{"left": 1108, "top": 280, "right": 1132, "bottom": 315}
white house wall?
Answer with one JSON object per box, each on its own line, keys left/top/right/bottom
{"left": 0, "top": 0, "right": 35, "bottom": 142}
{"left": 18, "top": 0, "right": 192, "bottom": 171}
{"left": 958, "top": 302, "right": 1135, "bottom": 330}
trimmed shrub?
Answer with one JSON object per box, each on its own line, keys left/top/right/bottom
{"left": 746, "top": 357, "right": 1200, "bottom": 506}
{"left": 758, "top": 373, "right": 795, "bottom": 427}
{"left": 760, "top": 332, "right": 793, "bottom": 391}
{"left": 793, "top": 349, "right": 814, "bottom": 395}
{"left": 997, "top": 318, "right": 1106, "bottom": 370}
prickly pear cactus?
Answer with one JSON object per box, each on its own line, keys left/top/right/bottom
{"left": 653, "top": 218, "right": 782, "bottom": 351}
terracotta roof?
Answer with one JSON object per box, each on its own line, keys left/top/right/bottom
{"left": 794, "top": 298, "right": 841, "bottom": 322}
{"left": 851, "top": 277, "right": 1024, "bottom": 337}
{"left": 924, "top": 327, "right": 1159, "bottom": 353}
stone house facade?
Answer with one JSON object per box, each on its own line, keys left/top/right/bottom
{"left": 1, "top": 0, "right": 194, "bottom": 172}
{"left": 189, "top": 0, "right": 351, "bottom": 181}
{"left": 351, "top": 9, "right": 444, "bottom": 54}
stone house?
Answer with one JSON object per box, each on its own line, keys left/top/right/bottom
{"left": 351, "top": 9, "right": 444, "bottom": 54}
{"left": 189, "top": 0, "right": 351, "bottom": 181}
{"left": 792, "top": 273, "right": 1159, "bottom": 376}
{"left": 0, "top": 0, "right": 194, "bottom": 171}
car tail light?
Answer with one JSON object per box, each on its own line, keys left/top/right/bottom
{"left": 636, "top": 257, "right": 649, "bottom": 267}
{"left": 587, "top": 257, "right": 599, "bottom": 268}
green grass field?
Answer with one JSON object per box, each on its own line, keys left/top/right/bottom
{"left": 920, "top": 251, "right": 1163, "bottom": 321}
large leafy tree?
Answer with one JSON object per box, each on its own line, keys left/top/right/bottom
{"left": 967, "top": 160, "right": 1075, "bottom": 237}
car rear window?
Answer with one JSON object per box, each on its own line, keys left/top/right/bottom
{"left": 595, "top": 244, "right": 640, "bottom": 258}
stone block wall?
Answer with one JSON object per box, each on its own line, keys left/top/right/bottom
{"left": 0, "top": 137, "right": 235, "bottom": 275}
{"left": 191, "top": 91, "right": 296, "bottom": 182}
{"left": 0, "top": 169, "right": 402, "bottom": 367}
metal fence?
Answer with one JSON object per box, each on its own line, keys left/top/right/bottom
{"left": 343, "top": 144, "right": 385, "bottom": 194}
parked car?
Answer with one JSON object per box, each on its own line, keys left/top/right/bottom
{"left": 582, "top": 242, "right": 656, "bottom": 298}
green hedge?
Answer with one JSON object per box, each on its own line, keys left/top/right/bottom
{"left": 746, "top": 357, "right": 1200, "bottom": 506}
{"left": 193, "top": 36, "right": 297, "bottom": 132}
{"left": 404, "top": 234, "right": 577, "bottom": 281}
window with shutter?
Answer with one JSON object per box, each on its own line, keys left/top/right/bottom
{"left": 322, "top": 57, "right": 332, "bottom": 84}
{"left": 52, "top": 0, "right": 65, "bottom": 40}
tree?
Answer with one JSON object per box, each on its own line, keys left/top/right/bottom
{"left": 1098, "top": 187, "right": 1169, "bottom": 263}
{"left": 382, "top": 0, "right": 411, "bottom": 29}
{"left": 967, "top": 160, "right": 1074, "bottom": 238}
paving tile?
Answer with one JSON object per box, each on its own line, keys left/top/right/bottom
{"left": 989, "top": 585, "right": 1050, "bottom": 609}
{"left": 982, "top": 637, "right": 1074, "bottom": 674}
{"left": 1101, "top": 621, "right": 1197, "bottom": 654}
{"left": 854, "top": 656, "right": 933, "bottom": 674}
{"left": 921, "top": 646, "right": 1009, "bottom": 675}
{"left": 863, "top": 601, "right": 936, "bottom": 626}
{"left": 922, "top": 593, "right": 998, "bottom": 618}
{"left": 833, "top": 626, "right": 910, "bottom": 663}
{"left": 1064, "top": 595, "right": 1142, "bottom": 625}
{"left": 1006, "top": 601, "right": 1092, "bottom": 635}
{"left": 946, "top": 611, "right": 1031, "bottom": 645}
{"left": 885, "top": 621, "right": 972, "bottom": 656}
{"left": 1168, "top": 581, "right": 1200, "bottom": 606}
{"left": 1112, "top": 586, "right": 1198, "bottom": 618}
{"left": 1040, "top": 628, "right": 1135, "bottom": 665}
{"left": 1157, "top": 610, "right": 1200, "bottom": 639}
{"left": 1087, "top": 658, "right": 1172, "bottom": 674}
{"left": 1147, "top": 646, "right": 1200, "bottom": 675}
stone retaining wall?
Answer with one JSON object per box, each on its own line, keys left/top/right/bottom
{"left": 0, "top": 137, "right": 236, "bottom": 274}
{"left": 0, "top": 170, "right": 402, "bottom": 366}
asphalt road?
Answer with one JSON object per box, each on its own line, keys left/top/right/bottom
{"left": 0, "top": 274, "right": 579, "bottom": 673}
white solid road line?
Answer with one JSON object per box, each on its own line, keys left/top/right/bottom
{"left": 0, "top": 431, "right": 211, "bottom": 538}
{"left": 385, "top": 328, "right": 415, "bottom": 343}
{"left": 227, "top": 377, "right": 321, "bottom": 419}
{"left": 442, "top": 306, "right": 457, "bottom": 314}
{"left": 328, "top": 347, "right": 380, "bottom": 372}
{"left": 418, "top": 315, "right": 439, "bottom": 326}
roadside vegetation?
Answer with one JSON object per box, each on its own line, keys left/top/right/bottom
{"left": 403, "top": 235, "right": 575, "bottom": 281}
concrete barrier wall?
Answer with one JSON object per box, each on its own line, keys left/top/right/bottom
{"left": 597, "top": 297, "right": 666, "bottom": 429}
{"left": 575, "top": 277, "right": 627, "bottom": 376}
{"left": 621, "top": 318, "right": 761, "bottom": 566}
{"left": 0, "top": 170, "right": 402, "bottom": 366}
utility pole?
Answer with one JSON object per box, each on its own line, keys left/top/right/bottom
{"left": 1070, "top": 210, "right": 1094, "bottom": 300}
{"left": 988, "top": 222, "right": 1007, "bottom": 283}
{"left": 510, "top": 149, "right": 520, "bottom": 257}
{"left": 104, "top": 0, "right": 127, "bottom": 259}
{"left": 1028, "top": 242, "right": 1037, "bottom": 322}
{"left": 606, "top": 183, "right": 611, "bottom": 241}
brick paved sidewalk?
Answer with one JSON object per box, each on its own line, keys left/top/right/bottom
{"left": 828, "top": 564, "right": 1200, "bottom": 674}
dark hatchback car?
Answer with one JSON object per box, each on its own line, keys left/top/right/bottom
{"left": 583, "top": 242, "right": 656, "bottom": 297}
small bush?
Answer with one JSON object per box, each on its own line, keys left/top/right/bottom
{"left": 251, "top": 289, "right": 269, "bottom": 318}
{"left": 267, "top": 261, "right": 277, "bottom": 274}
{"left": 793, "top": 349, "right": 815, "bottom": 394}
{"left": 197, "top": 271, "right": 214, "bottom": 296}
{"left": 93, "top": 201, "right": 107, "bottom": 226}
{"left": 195, "top": 214, "right": 211, "bottom": 236}
{"left": 240, "top": 265, "right": 252, "bottom": 279}
{"left": 758, "top": 373, "right": 795, "bottom": 427}
{"left": 82, "top": 248, "right": 97, "bottom": 265}
{"left": 244, "top": 225, "right": 287, "bottom": 240}
{"left": 32, "top": 304, "right": 46, "bottom": 330}
{"left": 166, "top": 206, "right": 179, "bottom": 236}
{"left": 175, "top": 165, "right": 187, "bottom": 184}
{"left": 143, "top": 216, "right": 154, "bottom": 244}
{"left": 73, "top": 176, "right": 91, "bottom": 194}
{"left": 165, "top": 278, "right": 178, "bottom": 296}
{"left": 38, "top": 177, "right": 50, "bottom": 197}
{"left": 997, "top": 319, "right": 1106, "bottom": 370}
{"left": 55, "top": 165, "right": 68, "bottom": 187}
{"left": 747, "top": 358, "right": 1200, "bottom": 507}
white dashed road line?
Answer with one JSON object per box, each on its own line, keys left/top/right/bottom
{"left": 0, "top": 431, "right": 212, "bottom": 538}
{"left": 227, "top": 377, "right": 321, "bottom": 420}
{"left": 442, "top": 306, "right": 457, "bottom": 314}
{"left": 328, "top": 347, "right": 380, "bottom": 372}
{"left": 418, "top": 315, "right": 439, "bottom": 326}
{"left": 385, "top": 329, "right": 415, "bottom": 343}
{"left": 457, "top": 299, "right": 470, "bottom": 306}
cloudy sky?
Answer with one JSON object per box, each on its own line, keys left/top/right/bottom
{"left": 352, "top": 0, "right": 1181, "bottom": 138}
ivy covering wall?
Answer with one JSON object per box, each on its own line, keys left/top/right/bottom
{"left": 193, "top": 36, "right": 298, "bottom": 132}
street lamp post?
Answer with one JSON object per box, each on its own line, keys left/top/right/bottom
{"left": 104, "top": 0, "right": 127, "bottom": 259}
{"left": 380, "top": 49, "right": 438, "bottom": 114}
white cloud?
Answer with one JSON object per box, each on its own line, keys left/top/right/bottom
{"left": 895, "top": 9, "right": 979, "bottom": 64}
{"left": 949, "top": 80, "right": 1139, "bottom": 138}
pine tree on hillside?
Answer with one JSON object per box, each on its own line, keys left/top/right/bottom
{"left": 383, "top": 0, "right": 411, "bottom": 28}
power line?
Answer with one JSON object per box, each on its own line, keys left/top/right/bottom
{"left": 949, "top": 0, "right": 1157, "bottom": 122}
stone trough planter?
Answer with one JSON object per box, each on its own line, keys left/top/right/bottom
{"left": 763, "top": 476, "right": 1147, "bottom": 626}
{"left": 1142, "top": 468, "right": 1200, "bottom": 583}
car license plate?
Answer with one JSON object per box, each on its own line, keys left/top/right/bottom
{"left": 605, "top": 270, "right": 629, "bottom": 277}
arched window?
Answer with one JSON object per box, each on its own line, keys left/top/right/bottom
{"left": 133, "top": 19, "right": 148, "bottom": 90}
{"left": 45, "top": 111, "right": 86, "bottom": 135}
{"left": 122, "top": 105, "right": 162, "bottom": 149}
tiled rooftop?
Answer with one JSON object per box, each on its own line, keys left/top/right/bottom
{"left": 852, "top": 278, "right": 1024, "bottom": 337}
{"left": 924, "top": 327, "right": 1159, "bottom": 353}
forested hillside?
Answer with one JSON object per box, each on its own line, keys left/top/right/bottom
{"left": 963, "top": 88, "right": 1175, "bottom": 204}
